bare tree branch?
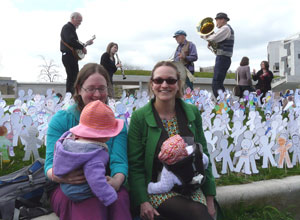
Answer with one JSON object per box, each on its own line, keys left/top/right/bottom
{"left": 38, "top": 55, "right": 61, "bottom": 82}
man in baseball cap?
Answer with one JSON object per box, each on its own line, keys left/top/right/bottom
{"left": 173, "top": 29, "right": 198, "bottom": 90}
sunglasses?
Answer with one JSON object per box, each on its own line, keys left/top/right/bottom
{"left": 152, "top": 78, "right": 178, "bottom": 85}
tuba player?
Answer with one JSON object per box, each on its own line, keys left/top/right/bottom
{"left": 201, "top": 12, "right": 234, "bottom": 98}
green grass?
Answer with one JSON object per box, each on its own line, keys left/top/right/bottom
{"left": 223, "top": 203, "right": 295, "bottom": 220}
{"left": 0, "top": 144, "right": 46, "bottom": 176}
{"left": 114, "top": 70, "right": 236, "bottom": 79}
{"left": 215, "top": 163, "right": 300, "bottom": 186}
{"left": 3, "top": 98, "right": 15, "bottom": 106}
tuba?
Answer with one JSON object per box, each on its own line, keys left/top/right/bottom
{"left": 196, "top": 17, "right": 217, "bottom": 54}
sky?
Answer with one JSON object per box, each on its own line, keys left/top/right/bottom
{"left": 0, "top": 0, "right": 299, "bottom": 82}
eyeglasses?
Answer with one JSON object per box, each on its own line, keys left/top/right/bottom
{"left": 81, "top": 86, "right": 107, "bottom": 94}
{"left": 152, "top": 78, "right": 178, "bottom": 85}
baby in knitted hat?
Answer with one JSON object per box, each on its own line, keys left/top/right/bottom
{"left": 148, "top": 134, "right": 209, "bottom": 194}
{"left": 53, "top": 100, "right": 124, "bottom": 206}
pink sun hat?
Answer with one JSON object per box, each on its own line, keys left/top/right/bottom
{"left": 158, "top": 134, "right": 188, "bottom": 165}
{"left": 70, "top": 100, "right": 124, "bottom": 138}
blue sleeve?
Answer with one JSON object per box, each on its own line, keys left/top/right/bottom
{"left": 45, "top": 110, "right": 77, "bottom": 176}
{"left": 186, "top": 42, "right": 198, "bottom": 62}
{"left": 106, "top": 121, "right": 128, "bottom": 180}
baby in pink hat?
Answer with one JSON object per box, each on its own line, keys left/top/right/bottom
{"left": 53, "top": 100, "right": 124, "bottom": 206}
{"left": 148, "top": 134, "right": 209, "bottom": 194}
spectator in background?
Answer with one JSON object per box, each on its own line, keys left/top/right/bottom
{"left": 252, "top": 61, "right": 273, "bottom": 100}
{"left": 235, "top": 56, "right": 255, "bottom": 97}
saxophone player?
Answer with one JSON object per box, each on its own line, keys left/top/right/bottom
{"left": 201, "top": 12, "right": 234, "bottom": 98}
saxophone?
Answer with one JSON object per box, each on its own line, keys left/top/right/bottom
{"left": 115, "top": 53, "right": 126, "bottom": 80}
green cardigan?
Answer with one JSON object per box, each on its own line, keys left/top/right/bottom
{"left": 128, "top": 99, "right": 216, "bottom": 208}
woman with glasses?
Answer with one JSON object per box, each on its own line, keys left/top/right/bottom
{"left": 45, "top": 63, "right": 131, "bottom": 220}
{"left": 128, "top": 61, "right": 216, "bottom": 220}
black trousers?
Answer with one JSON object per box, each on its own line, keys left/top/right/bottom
{"left": 62, "top": 53, "right": 79, "bottom": 94}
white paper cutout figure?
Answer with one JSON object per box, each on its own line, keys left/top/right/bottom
{"left": 17, "top": 90, "right": 26, "bottom": 103}
{"left": 206, "top": 130, "right": 222, "bottom": 178}
{"left": 246, "top": 111, "right": 256, "bottom": 131}
{"left": 61, "top": 92, "right": 74, "bottom": 110}
{"left": 36, "top": 111, "right": 49, "bottom": 144}
{"left": 290, "top": 133, "right": 300, "bottom": 166}
{"left": 217, "top": 139, "right": 234, "bottom": 174}
{"left": 244, "top": 130, "right": 259, "bottom": 174}
{"left": 231, "top": 120, "right": 247, "bottom": 146}
{"left": 10, "top": 112, "right": 23, "bottom": 147}
{"left": 211, "top": 117, "right": 226, "bottom": 134}
{"left": 275, "top": 132, "right": 293, "bottom": 168}
{"left": 115, "top": 102, "right": 129, "bottom": 130}
{"left": 258, "top": 135, "right": 277, "bottom": 168}
{"left": 234, "top": 139, "right": 258, "bottom": 175}
{"left": 24, "top": 89, "right": 34, "bottom": 103}
{"left": 21, "top": 126, "right": 42, "bottom": 161}
{"left": 201, "top": 105, "right": 215, "bottom": 131}
{"left": 20, "top": 115, "right": 33, "bottom": 146}
{"left": 0, "top": 107, "right": 10, "bottom": 126}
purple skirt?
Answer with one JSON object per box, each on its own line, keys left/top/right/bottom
{"left": 50, "top": 185, "right": 131, "bottom": 220}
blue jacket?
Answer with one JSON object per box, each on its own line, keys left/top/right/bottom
{"left": 45, "top": 104, "right": 128, "bottom": 181}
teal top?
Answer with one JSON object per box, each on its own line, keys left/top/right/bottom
{"left": 45, "top": 104, "right": 128, "bottom": 180}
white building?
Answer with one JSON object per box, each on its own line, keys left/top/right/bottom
{"left": 267, "top": 33, "right": 300, "bottom": 82}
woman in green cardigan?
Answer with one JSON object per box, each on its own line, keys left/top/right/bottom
{"left": 128, "top": 61, "right": 216, "bottom": 220}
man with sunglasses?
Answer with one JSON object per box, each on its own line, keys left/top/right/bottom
{"left": 173, "top": 30, "right": 198, "bottom": 90}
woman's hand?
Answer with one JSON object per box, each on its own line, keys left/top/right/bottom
{"left": 206, "top": 196, "right": 216, "bottom": 219}
{"left": 140, "top": 202, "right": 160, "bottom": 220}
{"left": 106, "top": 173, "right": 125, "bottom": 191}
{"left": 49, "top": 168, "right": 86, "bottom": 184}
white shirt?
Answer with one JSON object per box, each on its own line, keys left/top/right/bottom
{"left": 204, "top": 24, "right": 231, "bottom": 43}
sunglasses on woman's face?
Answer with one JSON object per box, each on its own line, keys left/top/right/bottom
{"left": 152, "top": 78, "right": 178, "bottom": 85}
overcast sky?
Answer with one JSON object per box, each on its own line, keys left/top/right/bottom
{"left": 0, "top": 0, "right": 299, "bottom": 82}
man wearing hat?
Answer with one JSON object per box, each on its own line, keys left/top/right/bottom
{"left": 173, "top": 30, "right": 198, "bottom": 90}
{"left": 202, "top": 12, "right": 234, "bottom": 98}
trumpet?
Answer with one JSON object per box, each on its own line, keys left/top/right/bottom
{"left": 115, "top": 53, "right": 126, "bottom": 80}
{"left": 196, "top": 17, "right": 218, "bottom": 54}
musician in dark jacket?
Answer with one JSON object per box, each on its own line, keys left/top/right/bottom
{"left": 100, "top": 42, "right": 122, "bottom": 85}
{"left": 60, "top": 12, "right": 92, "bottom": 94}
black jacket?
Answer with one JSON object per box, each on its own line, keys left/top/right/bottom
{"left": 252, "top": 69, "right": 273, "bottom": 92}
{"left": 100, "top": 52, "right": 117, "bottom": 83}
{"left": 60, "top": 22, "right": 84, "bottom": 54}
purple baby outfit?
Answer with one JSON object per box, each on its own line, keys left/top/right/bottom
{"left": 53, "top": 131, "right": 117, "bottom": 206}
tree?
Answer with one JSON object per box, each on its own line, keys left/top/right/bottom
{"left": 38, "top": 55, "right": 61, "bottom": 82}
